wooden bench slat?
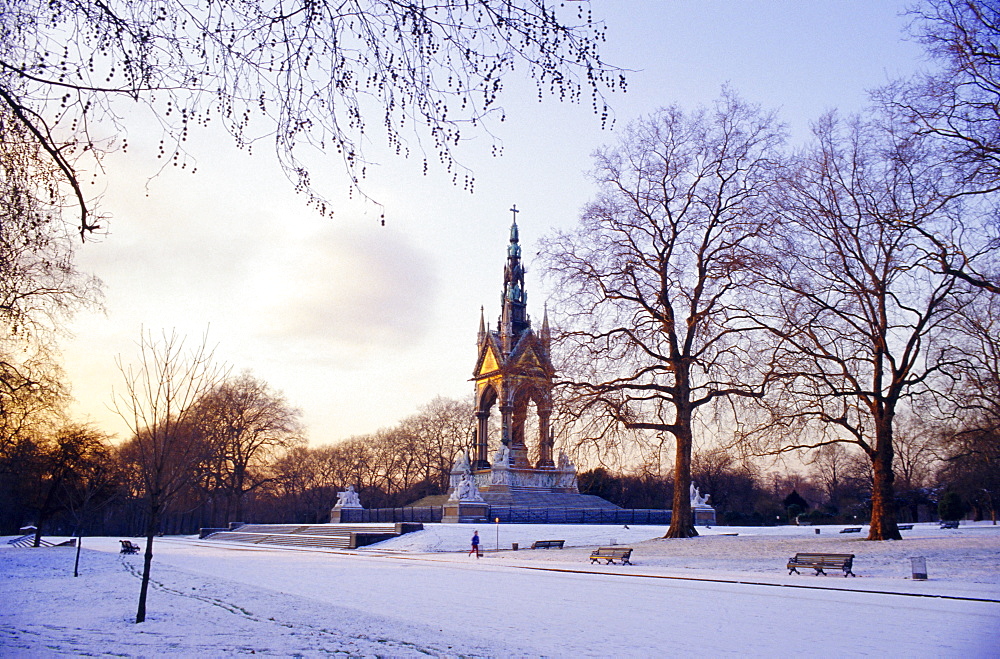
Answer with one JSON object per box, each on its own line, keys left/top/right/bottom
{"left": 787, "top": 552, "right": 855, "bottom": 577}
{"left": 589, "top": 547, "right": 632, "bottom": 565}
{"left": 531, "top": 540, "right": 565, "bottom": 549}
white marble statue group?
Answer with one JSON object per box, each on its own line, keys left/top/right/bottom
{"left": 449, "top": 472, "right": 485, "bottom": 502}
{"left": 335, "top": 485, "right": 363, "bottom": 509}
{"left": 492, "top": 444, "right": 510, "bottom": 466}
{"left": 449, "top": 452, "right": 485, "bottom": 502}
{"left": 690, "top": 483, "right": 711, "bottom": 507}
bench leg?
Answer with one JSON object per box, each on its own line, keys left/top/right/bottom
{"left": 789, "top": 567, "right": 798, "bottom": 575}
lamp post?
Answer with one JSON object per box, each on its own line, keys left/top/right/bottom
{"left": 495, "top": 517, "right": 500, "bottom": 552}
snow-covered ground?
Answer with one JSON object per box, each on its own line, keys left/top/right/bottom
{"left": 2, "top": 522, "right": 998, "bottom": 657}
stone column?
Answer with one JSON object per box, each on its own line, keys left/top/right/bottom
{"left": 537, "top": 409, "right": 554, "bottom": 467}
{"left": 474, "top": 411, "right": 491, "bottom": 469}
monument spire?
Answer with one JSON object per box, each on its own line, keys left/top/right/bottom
{"left": 477, "top": 306, "right": 486, "bottom": 346}
{"left": 500, "top": 205, "right": 529, "bottom": 352}
{"left": 540, "top": 302, "right": 551, "bottom": 349}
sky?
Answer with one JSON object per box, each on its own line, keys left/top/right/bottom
{"left": 61, "top": 1, "right": 929, "bottom": 446}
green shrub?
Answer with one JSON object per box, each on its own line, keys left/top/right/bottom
{"left": 938, "top": 491, "right": 965, "bottom": 522}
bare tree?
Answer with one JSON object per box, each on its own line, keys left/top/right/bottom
{"left": 1, "top": 106, "right": 101, "bottom": 431}
{"left": 752, "top": 111, "right": 976, "bottom": 540}
{"left": 540, "top": 91, "right": 786, "bottom": 538}
{"left": 0, "top": 105, "right": 100, "bottom": 324}
{"left": 892, "top": 415, "right": 941, "bottom": 493}
{"left": 896, "top": 0, "right": 1000, "bottom": 194}
{"left": 876, "top": 0, "right": 1000, "bottom": 294}
{"left": 192, "top": 371, "right": 303, "bottom": 522}
{"left": 690, "top": 448, "right": 761, "bottom": 521}
{"left": 1, "top": 0, "right": 624, "bottom": 236}
{"left": 406, "top": 396, "right": 474, "bottom": 490}
{"left": 804, "top": 443, "right": 873, "bottom": 518}
{"left": 936, "top": 287, "right": 1000, "bottom": 522}
{"left": 113, "top": 329, "right": 225, "bottom": 623}
{"left": 271, "top": 445, "right": 341, "bottom": 523}
{"left": 947, "top": 288, "right": 1000, "bottom": 432}
{"left": 26, "top": 423, "right": 115, "bottom": 548}
{"left": 0, "top": 345, "right": 67, "bottom": 536}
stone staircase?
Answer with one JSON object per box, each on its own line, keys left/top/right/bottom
{"left": 203, "top": 523, "right": 417, "bottom": 549}
{"left": 482, "top": 491, "right": 622, "bottom": 509}
{"left": 7, "top": 533, "right": 77, "bottom": 548}
{"left": 408, "top": 491, "right": 621, "bottom": 510}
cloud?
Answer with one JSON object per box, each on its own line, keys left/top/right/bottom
{"left": 259, "top": 225, "right": 438, "bottom": 355}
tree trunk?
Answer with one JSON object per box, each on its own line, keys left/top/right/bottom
{"left": 233, "top": 469, "right": 246, "bottom": 522}
{"left": 136, "top": 503, "right": 161, "bottom": 623}
{"left": 32, "top": 475, "right": 62, "bottom": 547}
{"left": 867, "top": 419, "right": 901, "bottom": 540}
{"left": 664, "top": 403, "right": 698, "bottom": 539}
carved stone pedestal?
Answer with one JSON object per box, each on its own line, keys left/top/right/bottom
{"left": 693, "top": 506, "right": 717, "bottom": 526}
{"left": 442, "top": 501, "right": 490, "bottom": 524}
{"left": 329, "top": 486, "right": 363, "bottom": 523}
{"left": 329, "top": 507, "right": 353, "bottom": 523}
{"left": 690, "top": 483, "right": 716, "bottom": 526}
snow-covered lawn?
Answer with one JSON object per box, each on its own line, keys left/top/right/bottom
{"left": 2, "top": 522, "right": 998, "bottom": 657}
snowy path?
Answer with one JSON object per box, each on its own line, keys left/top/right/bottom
{"left": 116, "top": 537, "right": 1000, "bottom": 655}
{"left": 3, "top": 532, "right": 999, "bottom": 657}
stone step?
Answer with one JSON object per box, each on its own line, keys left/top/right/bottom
{"left": 482, "top": 492, "right": 622, "bottom": 510}
{"left": 234, "top": 523, "right": 397, "bottom": 535}
{"left": 206, "top": 525, "right": 400, "bottom": 549}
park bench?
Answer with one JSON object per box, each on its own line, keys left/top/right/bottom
{"left": 120, "top": 540, "right": 140, "bottom": 555}
{"left": 940, "top": 520, "right": 959, "bottom": 529}
{"left": 589, "top": 547, "right": 632, "bottom": 565}
{"left": 897, "top": 524, "right": 913, "bottom": 531}
{"left": 839, "top": 527, "right": 861, "bottom": 533}
{"left": 787, "top": 553, "right": 855, "bottom": 577}
{"left": 531, "top": 540, "right": 565, "bottom": 549}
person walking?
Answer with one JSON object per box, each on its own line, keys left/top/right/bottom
{"left": 469, "top": 530, "right": 480, "bottom": 558}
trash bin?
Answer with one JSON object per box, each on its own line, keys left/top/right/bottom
{"left": 910, "top": 556, "right": 928, "bottom": 580}
{"left": 511, "top": 542, "right": 518, "bottom": 551}
{"left": 815, "top": 528, "right": 820, "bottom": 534}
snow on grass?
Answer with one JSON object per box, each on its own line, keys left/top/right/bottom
{"left": 371, "top": 521, "right": 1000, "bottom": 587}
{"left": 2, "top": 523, "right": 998, "bottom": 657}
{"left": 0, "top": 541, "right": 523, "bottom": 657}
